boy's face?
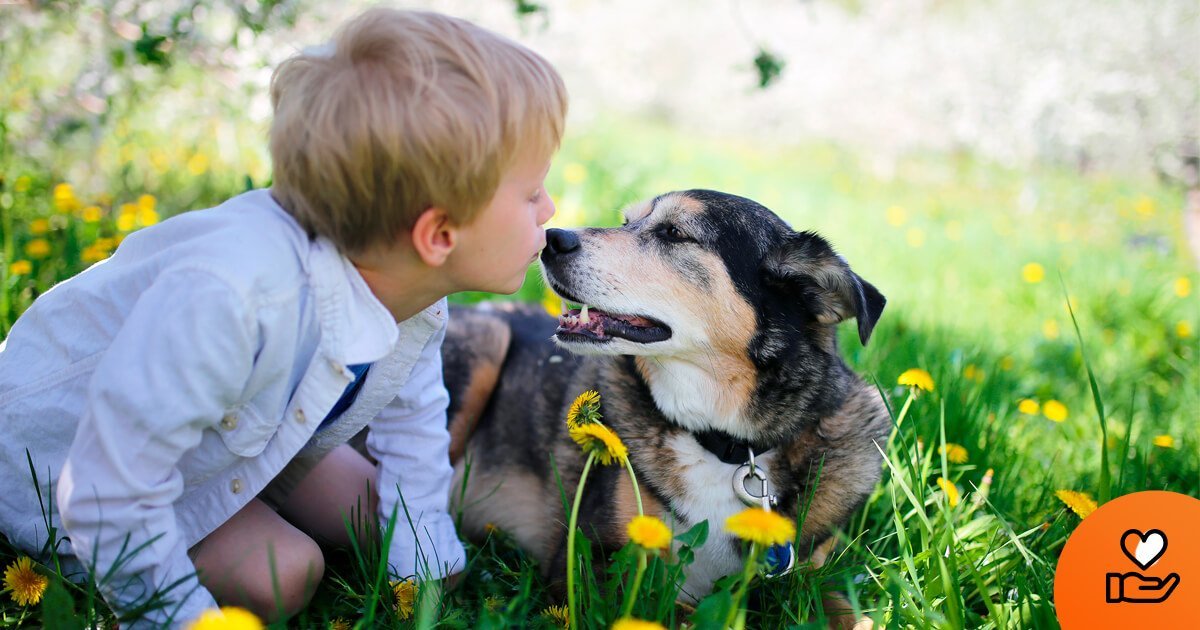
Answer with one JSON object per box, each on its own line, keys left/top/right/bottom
{"left": 447, "top": 152, "right": 556, "bottom": 294}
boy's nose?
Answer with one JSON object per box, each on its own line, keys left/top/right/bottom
{"left": 543, "top": 228, "right": 581, "bottom": 256}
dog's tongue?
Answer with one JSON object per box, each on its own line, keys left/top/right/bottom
{"left": 556, "top": 306, "right": 672, "bottom": 343}
{"left": 558, "top": 307, "right": 656, "bottom": 335}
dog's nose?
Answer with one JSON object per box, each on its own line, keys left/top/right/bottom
{"left": 544, "top": 228, "right": 581, "bottom": 256}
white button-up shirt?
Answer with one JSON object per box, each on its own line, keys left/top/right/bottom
{"left": 0, "top": 189, "right": 465, "bottom": 627}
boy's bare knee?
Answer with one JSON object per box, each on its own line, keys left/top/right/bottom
{"left": 248, "top": 535, "right": 325, "bottom": 621}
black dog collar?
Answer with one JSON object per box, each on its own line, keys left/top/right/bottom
{"left": 693, "top": 428, "right": 772, "bottom": 465}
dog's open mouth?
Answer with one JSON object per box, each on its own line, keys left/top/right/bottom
{"left": 556, "top": 304, "right": 672, "bottom": 344}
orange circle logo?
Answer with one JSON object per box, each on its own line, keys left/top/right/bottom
{"left": 1056, "top": 490, "right": 1200, "bottom": 627}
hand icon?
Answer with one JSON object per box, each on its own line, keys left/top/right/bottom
{"left": 1106, "top": 572, "right": 1181, "bottom": 604}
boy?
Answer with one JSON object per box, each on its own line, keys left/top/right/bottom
{"left": 0, "top": 8, "right": 565, "bottom": 626}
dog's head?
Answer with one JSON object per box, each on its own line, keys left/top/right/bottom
{"left": 540, "top": 189, "right": 883, "bottom": 357}
{"left": 539, "top": 190, "right": 885, "bottom": 439}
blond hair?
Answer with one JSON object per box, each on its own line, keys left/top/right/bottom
{"left": 269, "top": 8, "right": 567, "bottom": 254}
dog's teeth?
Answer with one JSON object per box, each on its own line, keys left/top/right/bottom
{"left": 580, "top": 304, "right": 589, "bottom": 324}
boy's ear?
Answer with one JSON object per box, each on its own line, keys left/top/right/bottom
{"left": 762, "top": 230, "right": 886, "bottom": 345}
{"left": 410, "top": 206, "right": 458, "bottom": 267}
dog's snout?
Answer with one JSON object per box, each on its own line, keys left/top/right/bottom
{"left": 544, "top": 228, "right": 581, "bottom": 256}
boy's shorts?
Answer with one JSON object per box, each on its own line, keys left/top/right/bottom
{"left": 186, "top": 428, "right": 373, "bottom": 561}
{"left": 259, "top": 427, "right": 372, "bottom": 511}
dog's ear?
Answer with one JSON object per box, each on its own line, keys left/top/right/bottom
{"left": 763, "top": 230, "right": 886, "bottom": 345}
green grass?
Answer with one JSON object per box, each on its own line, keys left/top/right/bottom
{"left": 0, "top": 117, "right": 1196, "bottom": 628}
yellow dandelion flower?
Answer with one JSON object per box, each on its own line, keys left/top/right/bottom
{"left": 543, "top": 288, "right": 563, "bottom": 317}
{"left": 1000, "top": 356, "right": 1014, "bottom": 371}
{"left": 1177, "top": 321, "right": 1193, "bottom": 339}
{"left": 724, "top": 507, "right": 795, "bottom": 547}
{"left": 627, "top": 515, "right": 672, "bottom": 550}
{"left": 29, "top": 219, "right": 49, "bottom": 235}
{"left": 1174, "top": 277, "right": 1192, "bottom": 298}
{"left": 328, "top": 619, "right": 352, "bottom": 630}
{"left": 1134, "top": 196, "right": 1155, "bottom": 217}
{"left": 566, "top": 389, "right": 601, "bottom": 429}
{"left": 9, "top": 260, "right": 32, "bottom": 276}
{"left": 82, "top": 245, "right": 109, "bottom": 263}
{"left": 542, "top": 604, "right": 570, "bottom": 628}
{"left": 1054, "top": 221, "right": 1073, "bottom": 243}
{"left": 1042, "top": 319, "right": 1060, "bottom": 340}
{"left": 24, "top": 239, "right": 51, "bottom": 259}
{"left": 1153, "top": 435, "right": 1174, "bottom": 449}
{"left": 52, "top": 183, "right": 79, "bottom": 213}
{"left": 905, "top": 227, "right": 925, "bottom": 248}
{"left": 1043, "top": 400, "right": 1068, "bottom": 422}
{"left": 3, "top": 556, "right": 47, "bottom": 606}
{"left": 612, "top": 619, "right": 668, "bottom": 630}
{"left": 14, "top": 176, "right": 31, "bottom": 193}
{"left": 944, "top": 220, "right": 963, "bottom": 242}
{"left": 1021, "top": 262, "right": 1045, "bottom": 284}
{"left": 391, "top": 579, "right": 416, "bottom": 620}
{"left": 188, "top": 153, "right": 210, "bottom": 176}
{"left": 185, "top": 607, "right": 264, "bottom": 630}
{"left": 939, "top": 443, "right": 969, "bottom": 464}
{"left": 885, "top": 205, "right": 907, "bottom": 227}
{"left": 82, "top": 205, "right": 102, "bottom": 222}
{"left": 962, "top": 364, "right": 985, "bottom": 383}
{"left": 1017, "top": 399, "right": 1040, "bottom": 415}
{"left": 137, "top": 193, "right": 156, "bottom": 213}
{"left": 897, "top": 368, "right": 934, "bottom": 392}
{"left": 1055, "top": 489, "right": 1097, "bottom": 519}
{"left": 569, "top": 422, "right": 628, "bottom": 466}
{"left": 562, "top": 162, "right": 587, "bottom": 185}
{"left": 484, "top": 595, "right": 504, "bottom": 612}
{"left": 936, "top": 477, "right": 960, "bottom": 507}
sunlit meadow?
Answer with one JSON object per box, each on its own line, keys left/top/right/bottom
{"left": 1, "top": 4, "right": 1198, "bottom": 627}
{"left": 2, "top": 116, "right": 1195, "bottom": 628}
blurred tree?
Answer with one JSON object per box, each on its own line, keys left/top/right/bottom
{"left": 0, "top": 0, "right": 301, "bottom": 181}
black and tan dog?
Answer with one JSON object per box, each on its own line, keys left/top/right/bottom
{"left": 442, "top": 189, "right": 888, "bottom": 625}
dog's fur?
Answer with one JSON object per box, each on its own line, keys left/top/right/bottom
{"left": 442, "top": 190, "right": 889, "bottom": 624}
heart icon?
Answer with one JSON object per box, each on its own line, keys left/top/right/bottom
{"left": 1120, "top": 529, "right": 1167, "bottom": 570}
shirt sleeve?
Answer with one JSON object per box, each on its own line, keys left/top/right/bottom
{"left": 57, "top": 268, "right": 257, "bottom": 627}
{"left": 366, "top": 318, "right": 466, "bottom": 580}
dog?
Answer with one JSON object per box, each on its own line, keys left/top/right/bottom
{"left": 442, "top": 189, "right": 889, "bottom": 626}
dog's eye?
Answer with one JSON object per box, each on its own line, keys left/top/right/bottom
{"left": 658, "top": 225, "right": 692, "bottom": 243}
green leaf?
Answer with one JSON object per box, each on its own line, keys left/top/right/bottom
{"left": 41, "top": 578, "right": 82, "bottom": 630}
{"left": 753, "top": 49, "right": 785, "bottom": 89}
{"left": 676, "top": 519, "right": 709, "bottom": 550}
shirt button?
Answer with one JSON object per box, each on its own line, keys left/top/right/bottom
{"left": 220, "top": 413, "right": 238, "bottom": 430}
{"left": 294, "top": 408, "right": 307, "bottom": 424}
{"left": 230, "top": 479, "right": 243, "bottom": 494}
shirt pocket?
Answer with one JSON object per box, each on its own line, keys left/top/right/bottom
{"left": 215, "top": 404, "right": 278, "bottom": 457}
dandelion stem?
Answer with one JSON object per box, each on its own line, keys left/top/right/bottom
{"left": 725, "top": 542, "right": 759, "bottom": 628}
{"left": 620, "top": 549, "right": 649, "bottom": 618}
{"left": 618, "top": 455, "right": 648, "bottom": 618}
{"left": 566, "top": 451, "right": 597, "bottom": 630}
{"left": 622, "top": 456, "right": 644, "bottom": 516}
{"left": 886, "top": 390, "right": 916, "bottom": 455}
